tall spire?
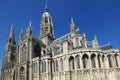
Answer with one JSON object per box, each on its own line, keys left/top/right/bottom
{"left": 9, "top": 24, "right": 15, "bottom": 41}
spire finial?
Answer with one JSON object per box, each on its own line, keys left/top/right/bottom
{"left": 94, "top": 35, "right": 97, "bottom": 40}
{"left": 29, "top": 20, "right": 32, "bottom": 27}
{"left": 45, "top": 3, "right": 48, "bottom": 12}
{"left": 71, "top": 17, "right": 75, "bottom": 27}
{"left": 9, "top": 24, "right": 15, "bottom": 41}
{"left": 20, "top": 28, "right": 23, "bottom": 34}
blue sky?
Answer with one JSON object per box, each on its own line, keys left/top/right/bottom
{"left": 0, "top": 0, "right": 120, "bottom": 69}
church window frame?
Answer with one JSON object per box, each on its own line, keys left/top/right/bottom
{"left": 69, "top": 56, "right": 74, "bottom": 70}
{"left": 82, "top": 54, "right": 89, "bottom": 68}
{"left": 108, "top": 55, "right": 113, "bottom": 68}
{"left": 91, "top": 54, "right": 96, "bottom": 68}
{"left": 76, "top": 55, "right": 80, "bottom": 69}
{"left": 20, "top": 44, "right": 27, "bottom": 62}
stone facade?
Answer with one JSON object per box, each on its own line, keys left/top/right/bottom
{"left": 1, "top": 5, "right": 120, "bottom": 80}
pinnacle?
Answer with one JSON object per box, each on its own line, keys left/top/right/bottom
{"left": 71, "top": 17, "right": 75, "bottom": 27}
{"left": 9, "top": 24, "right": 15, "bottom": 41}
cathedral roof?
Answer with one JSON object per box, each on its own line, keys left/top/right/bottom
{"left": 99, "top": 44, "right": 113, "bottom": 50}
{"left": 52, "top": 28, "right": 80, "bottom": 44}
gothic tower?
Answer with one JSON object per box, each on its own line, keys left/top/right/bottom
{"left": 1, "top": 24, "right": 16, "bottom": 80}
{"left": 40, "top": 4, "right": 55, "bottom": 45}
{"left": 3, "top": 24, "right": 16, "bottom": 65}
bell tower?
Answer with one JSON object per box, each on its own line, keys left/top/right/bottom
{"left": 40, "top": 4, "right": 55, "bottom": 45}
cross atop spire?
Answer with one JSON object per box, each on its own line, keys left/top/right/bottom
{"left": 9, "top": 24, "right": 15, "bottom": 41}
{"left": 45, "top": 3, "right": 48, "bottom": 12}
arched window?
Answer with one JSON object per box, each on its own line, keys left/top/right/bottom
{"left": 19, "top": 66, "right": 25, "bottom": 80}
{"left": 98, "top": 54, "right": 101, "bottom": 68}
{"left": 60, "top": 58, "right": 64, "bottom": 71}
{"left": 76, "top": 55, "right": 80, "bottom": 69}
{"left": 115, "top": 54, "right": 119, "bottom": 67}
{"left": 82, "top": 54, "right": 89, "bottom": 68}
{"left": 69, "top": 56, "right": 74, "bottom": 70}
{"left": 108, "top": 55, "right": 113, "bottom": 68}
{"left": 91, "top": 54, "right": 96, "bottom": 68}
{"left": 19, "top": 66, "right": 25, "bottom": 74}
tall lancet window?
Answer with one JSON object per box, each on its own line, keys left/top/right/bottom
{"left": 115, "top": 54, "right": 119, "bottom": 67}
{"left": 69, "top": 56, "right": 74, "bottom": 70}
{"left": 20, "top": 44, "right": 27, "bottom": 62}
{"left": 75, "top": 38, "right": 79, "bottom": 47}
{"left": 82, "top": 54, "right": 89, "bottom": 68}
{"left": 98, "top": 54, "right": 101, "bottom": 68}
{"left": 108, "top": 55, "right": 113, "bottom": 68}
{"left": 91, "top": 54, "right": 96, "bottom": 68}
{"left": 76, "top": 55, "right": 80, "bottom": 69}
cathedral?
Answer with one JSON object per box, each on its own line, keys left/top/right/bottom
{"left": 1, "top": 4, "right": 120, "bottom": 80}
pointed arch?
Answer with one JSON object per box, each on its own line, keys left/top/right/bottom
{"left": 98, "top": 54, "right": 101, "bottom": 68}
{"left": 91, "top": 54, "right": 96, "bottom": 68}
{"left": 19, "top": 66, "right": 25, "bottom": 80}
{"left": 115, "top": 54, "right": 119, "bottom": 67}
{"left": 108, "top": 55, "right": 113, "bottom": 68}
{"left": 75, "top": 55, "right": 80, "bottom": 69}
{"left": 82, "top": 54, "right": 89, "bottom": 68}
{"left": 20, "top": 44, "right": 27, "bottom": 62}
{"left": 69, "top": 56, "right": 74, "bottom": 70}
